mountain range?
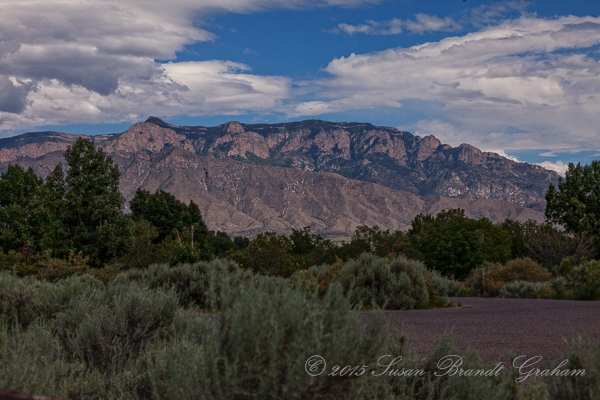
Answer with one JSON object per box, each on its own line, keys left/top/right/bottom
{"left": 0, "top": 118, "right": 558, "bottom": 237}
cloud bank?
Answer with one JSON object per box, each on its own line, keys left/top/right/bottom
{"left": 0, "top": 0, "right": 375, "bottom": 131}
{"left": 299, "top": 15, "right": 600, "bottom": 156}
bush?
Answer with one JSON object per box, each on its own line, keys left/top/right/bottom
{"left": 465, "top": 263, "right": 505, "bottom": 297}
{"left": 547, "top": 336, "right": 600, "bottom": 399}
{"left": 466, "top": 258, "right": 551, "bottom": 297}
{"left": 558, "top": 258, "right": 600, "bottom": 300}
{"left": 499, "top": 280, "right": 552, "bottom": 299}
{"left": 35, "top": 250, "right": 90, "bottom": 282}
{"left": 425, "top": 269, "right": 459, "bottom": 298}
{"left": 114, "top": 259, "right": 285, "bottom": 310}
{"left": 333, "top": 253, "right": 429, "bottom": 310}
{"left": 54, "top": 282, "right": 178, "bottom": 372}
{"left": 486, "top": 258, "right": 551, "bottom": 283}
{"left": 146, "top": 282, "right": 386, "bottom": 400}
{"left": 455, "top": 284, "right": 474, "bottom": 297}
{"left": 0, "top": 250, "right": 37, "bottom": 277}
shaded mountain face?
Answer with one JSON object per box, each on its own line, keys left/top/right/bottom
{"left": 0, "top": 118, "right": 554, "bottom": 236}
{"left": 0, "top": 117, "right": 558, "bottom": 212}
{"left": 1, "top": 147, "right": 545, "bottom": 237}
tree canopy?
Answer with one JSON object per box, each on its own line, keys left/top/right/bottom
{"left": 545, "top": 160, "right": 600, "bottom": 236}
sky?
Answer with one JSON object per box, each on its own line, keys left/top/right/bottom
{"left": 1, "top": 0, "right": 600, "bottom": 175}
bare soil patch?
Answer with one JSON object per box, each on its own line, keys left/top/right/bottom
{"left": 382, "top": 297, "right": 600, "bottom": 364}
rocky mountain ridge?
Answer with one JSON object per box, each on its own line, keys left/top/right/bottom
{"left": 0, "top": 117, "right": 558, "bottom": 212}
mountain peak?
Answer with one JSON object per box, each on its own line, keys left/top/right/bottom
{"left": 145, "top": 116, "right": 167, "bottom": 125}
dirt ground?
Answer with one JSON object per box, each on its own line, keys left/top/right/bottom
{"left": 380, "top": 297, "right": 600, "bottom": 364}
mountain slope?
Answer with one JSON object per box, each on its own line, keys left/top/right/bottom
{"left": 1, "top": 147, "right": 545, "bottom": 237}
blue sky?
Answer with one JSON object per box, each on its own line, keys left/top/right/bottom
{"left": 1, "top": 0, "right": 600, "bottom": 174}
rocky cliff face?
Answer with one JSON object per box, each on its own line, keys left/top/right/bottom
{"left": 135, "top": 118, "right": 557, "bottom": 210}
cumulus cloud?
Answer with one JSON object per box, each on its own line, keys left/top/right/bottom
{"left": 0, "top": 0, "right": 376, "bottom": 132}
{"left": 296, "top": 15, "right": 600, "bottom": 154}
{"left": 537, "top": 160, "right": 569, "bottom": 176}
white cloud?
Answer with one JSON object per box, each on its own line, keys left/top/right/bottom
{"left": 0, "top": 0, "right": 377, "bottom": 132}
{"left": 537, "top": 160, "right": 569, "bottom": 176}
{"left": 331, "top": 1, "right": 528, "bottom": 36}
{"left": 1, "top": 61, "right": 292, "bottom": 131}
{"left": 295, "top": 15, "right": 600, "bottom": 154}
{"left": 334, "top": 14, "right": 462, "bottom": 35}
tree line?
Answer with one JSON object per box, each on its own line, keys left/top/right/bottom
{"left": 0, "top": 137, "right": 598, "bottom": 279}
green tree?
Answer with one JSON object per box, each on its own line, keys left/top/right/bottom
{"left": 34, "top": 164, "right": 70, "bottom": 256}
{"left": 60, "top": 138, "right": 129, "bottom": 267}
{"left": 130, "top": 189, "right": 208, "bottom": 243}
{"left": 0, "top": 165, "right": 43, "bottom": 258}
{"left": 545, "top": 160, "right": 600, "bottom": 236}
{"left": 500, "top": 218, "right": 546, "bottom": 259}
{"left": 289, "top": 226, "right": 338, "bottom": 267}
{"left": 408, "top": 209, "right": 511, "bottom": 279}
{"left": 210, "top": 230, "right": 235, "bottom": 257}
{"left": 228, "top": 232, "right": 292, "bottom": 276}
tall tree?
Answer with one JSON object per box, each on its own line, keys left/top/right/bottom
{"left": 0, "top": 165, "right": 43, "bottom": 257}
{"left": 61, "top": 138, "right": 128, "bottom": 267}
{"left": 545, "top": 160, "right": 600, "bottom": 236}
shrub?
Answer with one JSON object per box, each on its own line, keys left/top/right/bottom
{"left": 56, "top": 282, "right": 178, "bottom": 372}
{"left": 425, "top": 269, "right": 460, "bottom": 297}
{"left": 455, "top": 285, "right": 474, "bottom": 297}
{"left": 466, "top": 258, "right": 551, "bottom": 297}
{"left": 0, "top": 250, "right": 37, "bottom": 277}
{"left": 114, "top": 259, "right": 284, "bottom": 310}
{"left": 499, "top": 280, "right": 552, "bottom": 299}
{"left": 558, "top": 258, "right": 600, "bottom": 300}
{"left": 334, "top": 253, "right": 429, "bottom": 310}
{"left": 36, "top": 250, "right": 90, "bottom": 282}
{"left": 547, "top": 336, "right": 600, "bottom": 399}
{"left": 465, "top": 263, "right": 505, "bottom": 297}
{"left": 486, "top": 258, "right": 551, "bottom": 283}
{"left": 146, "top": 282, "right": 386, "bottom": 400}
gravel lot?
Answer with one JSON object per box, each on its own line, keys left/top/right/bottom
{"left": 381, "top": 297, "right": 600, "bottom": 364}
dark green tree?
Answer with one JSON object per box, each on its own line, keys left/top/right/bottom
{"left": 500, "top": 218, "right": 546, "bottom": 259}
{"left": 545, "top": 160, "right": 600, "bottom": 237}
{"left": 130, "top": 189, "right": 208, "bottom": 243}
{"left": 60, "top": 138, "right": 129, "bottom": 267}
{"left": 289, "top": 226, "right": 338, "bottom": 267}
{"left": 0, "top": 165, "right": 43, "bottom": 258}
{"left": 130, "top": 188, "right": 213, "bottom": 264}
{"left": 34, "top": 164, "right": 70, "bottom": 256}
{"left": 228, "top": 232, "right": 292, "bottom": 276}
{"left": 408, "top": 209, "right": 511, "bottom": 279}
{"left": 210, "top": 231, "right": 235, "bottom": 257}
{"left": 233, "top": 236, "right": 250, "bottom": 251}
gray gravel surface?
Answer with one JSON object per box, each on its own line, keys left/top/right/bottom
{"left": 381, "top": 297, "right": 600, "bottom": 364}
